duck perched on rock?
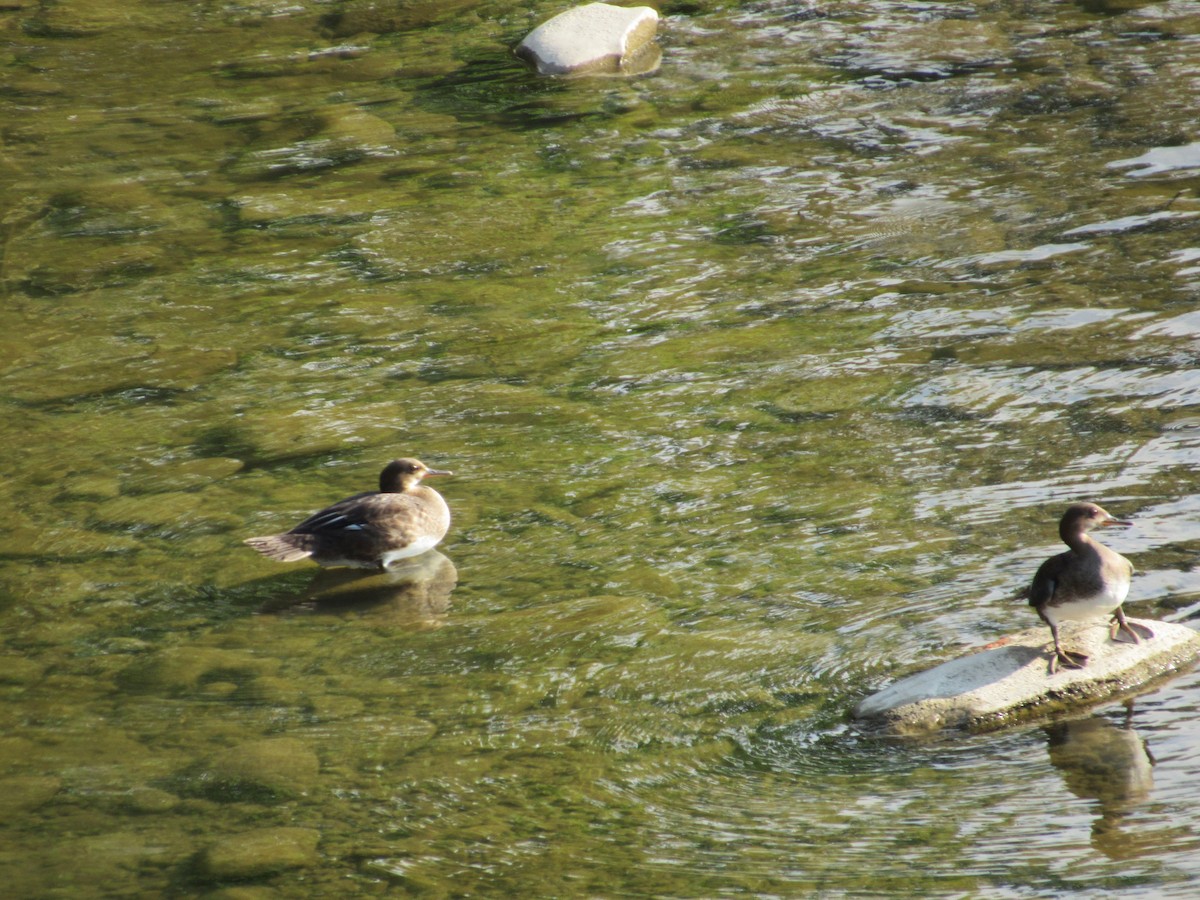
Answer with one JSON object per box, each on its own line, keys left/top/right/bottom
{"left": 1028, "top": 502, "right": 1153, "bottom": 674}
{"left": 244, "top": 458, "right": 452, "bottom": 570}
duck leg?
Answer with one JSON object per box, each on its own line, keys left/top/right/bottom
{"left": 1110, "top": 607, "right": 1154, "bottom": 644}
{"left": 1049, "top": 622, "right": 1088, "bottom": 674}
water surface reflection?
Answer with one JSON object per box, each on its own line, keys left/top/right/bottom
{"left": 1045, "top": 708, "right": 1156, "bottom": 860}
{"left": 260, "top": 550, "right": 458, "bottom": 627}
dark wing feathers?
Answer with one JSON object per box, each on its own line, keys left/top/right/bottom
{"left": 288, "top": 492, "right": 381, "bottom": 535}
{"left": 289, "top": 491, "right": 437, "bottom": 545}
{"left": 245, "top": 492, "right": 385, "bottom": 564}
{"left": 1028, "top": 552, "right": 1066, "bottom": 608}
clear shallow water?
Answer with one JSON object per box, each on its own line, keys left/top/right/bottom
{"left": 3, "top": 0, "right": 1200, "bottom": 895}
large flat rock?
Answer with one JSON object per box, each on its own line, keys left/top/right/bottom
{"left": 515, "top": 3, "right": 661, "bottom": 77}
{"left": 854, "top": 618, "right": 1200, "bottom": 736}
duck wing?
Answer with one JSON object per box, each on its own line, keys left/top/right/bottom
{"left": 288, "top": 491, "right": 384, "bottom": 536}
{"left": 1029, "top": 551, "right": 1069, "bottom": 609}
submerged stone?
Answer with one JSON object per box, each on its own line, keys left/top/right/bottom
{"left": 118, "top": 646, "right": 281, "bottom": 694}
{"left": 205, "top": 737, "right": 320, "bottom": 798}
{"left": 59, "top": 475, "right": 122, "bottom": 501}
{"left": 126, "top": 786, "right": 181, "bottom": 814}
{"left": 0, "top": 655, "right": 47, "bottom": 685}
{"left": 854, "top": 619, "right": 1200, "bottom": 736}
{"left": 198, "top": 827, "right": 319, "bottom": 881}
{"left": 233, "top": 675, "right": 307, "bottom": 707}
{"left": 0, "top": 775, "right": 61, "bottom": 814}
{"left": 318, "top": 103, "right": 396, "bottom": 148}
{"left": 121, "top": 457, "right": 244, "bottom": 494}
{"left": 198, "top": 889, "right": 279, "bottom": 900}
{"left": 28, "top": 0, "right": 150, "bottom": 36}
{"left": 91, "top": 492, "right": 204, "bottom": 528}
{"left": 516, "top": 3, "right": 661, "bottom": 77}
{"left": 303, "top": 693, "right": 366, "bottom": 721}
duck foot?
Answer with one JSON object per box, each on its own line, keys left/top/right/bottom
{"left": 1050, "top": 647, "right": 1089, "bottom": 675}
{"left": 1110, "top": 610, "right": 1154, "bottom": 644}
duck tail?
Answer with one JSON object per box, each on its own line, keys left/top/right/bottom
{"left": 243, "top": 534, "right": 315, "bottom": 563}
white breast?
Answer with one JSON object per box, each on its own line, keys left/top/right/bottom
{"left": 1045, "top": 590, "right": 1122, "bottom": 624}
{"left": 380, "top": 533, "right": 442, "bottom": 568}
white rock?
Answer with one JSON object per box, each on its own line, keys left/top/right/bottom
{"left": 516, "top": 3, "right": 661, "bottom": 77}
{"left": 854, "top": 618, "right": 1200, "bottom": 736}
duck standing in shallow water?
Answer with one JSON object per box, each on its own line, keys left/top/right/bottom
{"left": 245, "top": 458, "right": 452, "bottom": 570}
{"left": 1028, "top": 502, "right": 1153, "bottom": 674}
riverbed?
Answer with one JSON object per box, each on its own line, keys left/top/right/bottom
{"left": 3, "top": 0, "right": 1200, "bottom": 895}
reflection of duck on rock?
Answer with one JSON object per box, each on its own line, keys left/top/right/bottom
{"left": 1029, "top": 503, "right": 1154, "bottom": 674}
{"left": 245, "top": 458, "right": 452, "bottom": 570}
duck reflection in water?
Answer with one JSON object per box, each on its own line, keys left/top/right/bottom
{"left": 1044, "top": 703, "right": 1163, "bottom": 860}
{"left": 260, "top": 550, "right": 457, "bottom": 629}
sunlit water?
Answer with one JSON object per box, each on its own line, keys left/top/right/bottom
{"left": 3, "top": 0, "right": 1200, "bottom": 895}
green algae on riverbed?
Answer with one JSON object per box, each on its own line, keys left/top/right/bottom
{"left": 3, "top": 0, "right": 1200, "bottom": 895}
